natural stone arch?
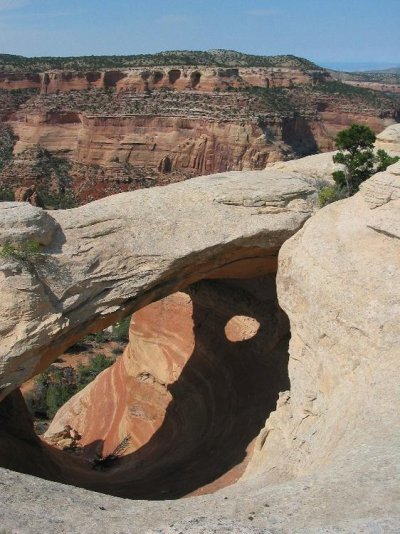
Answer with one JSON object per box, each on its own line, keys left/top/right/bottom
{"left": 1, "top": 162, "right": 399, "bottom": 529}
{"left": 0, "top": 169, "right": 317, "bottom": 400}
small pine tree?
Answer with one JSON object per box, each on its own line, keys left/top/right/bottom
{"left": 319, "top": 124, "right": 399, "bottom": 206}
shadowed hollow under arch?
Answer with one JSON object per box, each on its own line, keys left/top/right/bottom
{"left": 0, "top": 169, "right": 316, "bottom": 401}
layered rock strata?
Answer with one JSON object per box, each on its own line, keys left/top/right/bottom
{"left": 0, "top": 66, "right": 329, "bottom": 93}
{"left": 44, "top": 279, "right": 289, "bottom": 498}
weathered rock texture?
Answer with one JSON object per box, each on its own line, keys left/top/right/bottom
{"left": 0, "top": 66, "right": 328, "bottom": 93}
{"left": 10, "top": 113, "right": 285, "bottom": 171}
{"left": 376, "top": 122, "right": 400, "bottom": 155}
{"left": 0, "top": 162, "right": 399, "bottom": 532}
{"left": 44, "top": 279, "right": 289, "bottom": 499}
{"left": 0, "top": 168, "right": 317, "bottom": 401}
{"left": 245, "top": 160, "right": 400, "bottom": 486}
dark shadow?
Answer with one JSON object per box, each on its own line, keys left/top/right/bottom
{"left": 0, "top": 277, "right": 290, "bottom": 501}
{"left": 168, "top": 69, "right": 181, "bottom": 84}
{"left": 190, "top": 71, "right": 201, "bottom": 89}
{"left": 55, "top": 277, "right": 290, "bottom": 500}
{"left": 103, "top": 71, "right": 126, "bottom": 88}
{"left": 0, "top": 389, "right": 62, "bottom": 481}
{"left": 282, "top": 116, "right": 319, "bottom": 156}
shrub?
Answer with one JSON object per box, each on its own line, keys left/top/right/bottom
{"left": 46, "top": 382, "right": 75, "bottom": 419}
{"left": 318, "top": 185, "right": 345, "bottom": 207}
{"left": 111, "top": 316, "right": 131, "bottom": 342}
{"left": 0, "top": 187, "right": 13, "bottom": 201}
{"left": 26, "top": 353, "right": 118, "bottom": 420}
{"left": 76, "top": 353, "right": 114, "bottom": 391}
{"left": 0, "top": 125, "right": 17, "bottom": 171}
{"left": 323, "top": 124, "right": 400, "bottom": 206}
{"left": 0, "top": 239, "right": 41, "bottom": 262}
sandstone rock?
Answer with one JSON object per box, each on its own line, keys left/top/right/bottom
{"left": 14, "top": 185, "right": 44, "bottom": 208}
{"left": 245, "top": 161, "right": 400, "bottom": 497}
{"left": 375, "top": 123, "right": 400, "bottom": 156}
{"left": 10, "top": 113, "right": 286, "bottom": 174}
{"left": 1, "top": 163, "right": 399, "bottom": 527}
{"left": 0, "top": 168, "right": 317, "bottom": 400}
{"left": 266, "top": 151, "right": 339, "bottom": 184}
{"left": 44, "top": 279, "right": 289, "bottom": 498}
{"left": 0, "top": 202, "right": 58, "bottom": 246}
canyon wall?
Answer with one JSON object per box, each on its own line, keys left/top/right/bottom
{"left": 1, "top": 63, "right": 398, "bottom": 201}
{"left": 0, "top": 66, "right": 329, "bottom": 93}
{"left": 10, "top": 112, "right": 284, "bottom": 172}
{"left": 7, "top": 107, "right": 392, "bottom": 183}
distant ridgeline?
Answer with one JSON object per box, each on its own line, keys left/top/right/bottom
{"left": 0, "top": 49, "right": 398, "bottom": 207}
{"left": 0, "top": 50, "right": 321, "bottom": 72}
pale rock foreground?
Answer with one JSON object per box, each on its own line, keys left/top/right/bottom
{"left": 0, "top": 160, "right": 399, "bottom": 532}
{"left": 0, "top": 168, "right": 317, "bottom": 399}
{"left": 376, "top": 122, "right": 400, "bottom": 156}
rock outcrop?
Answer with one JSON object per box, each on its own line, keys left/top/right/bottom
{"left": 376, "top": 122, "right": 400, "bottom": 156}
{"left": 245, "top": 161, "right": 400, "bottom": 488}
{"left": 10, "top": 113, "right": 285, "bottom": 171}
{"left": 44, "top": 280, "right": 289, "bottom": 499}
{"left": 0, "top": 66, "right": 329, "bottom": 94}
{"left": 0, "top": 168, "right": 318, "bottom": 401}
{"left": 0, "top": 160, "right": 399, "bottom": 531}
{"left": 0, "top": 158, "right": 399, "bottom": 530}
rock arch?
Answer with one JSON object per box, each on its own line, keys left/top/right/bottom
{"left": 0, "top": 169, "right": 316, "bottom": 400}
{"left": 0, "top": 159, "right": 399, "bottom": 529}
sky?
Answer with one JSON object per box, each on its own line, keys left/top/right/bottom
{"left": 0, "top": 0, "right": 399, "bottom": 68}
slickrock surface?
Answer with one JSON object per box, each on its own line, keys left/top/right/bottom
{"left": 376, "top": 122, "right": 400, "bottom": 155}
{"left": 0, "top": 162, "right": 399, "bottom": 532}
{"left": 0, "top": 168, "right": 317, "bottom": 401}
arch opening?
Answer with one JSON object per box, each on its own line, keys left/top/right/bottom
{"left": 1, "top": 274, "right": 290, "bottom": 500}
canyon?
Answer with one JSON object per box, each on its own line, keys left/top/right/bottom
{"left": 0, "top": 123, "right": 400, "bottom": 530}
{"left": 0, "top": 51, "right": 399, "bottom": 204}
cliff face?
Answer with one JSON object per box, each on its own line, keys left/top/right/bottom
{"left": 0, "top": 66, "right": 328, "bottom": 94}
{"left": 1, "top": 59, "right": 398, "bottom": 203}
{"left": 10, "top": 112, "right": 284, "bottom": 172}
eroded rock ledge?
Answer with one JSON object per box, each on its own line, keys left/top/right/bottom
{"left": 0, "top": 167, "right": 319, "bottom": 399}
{"left": 0, "top": 160, "right": 399, "bottom": 531}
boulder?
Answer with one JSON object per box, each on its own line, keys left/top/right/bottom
{"left": 376, "top": 123, "right": 400, "bottom": 156}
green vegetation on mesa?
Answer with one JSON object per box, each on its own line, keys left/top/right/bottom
{"left": 0, "top": 50, "right": 322, "bottom": 73}
{"left": 332, "top": 69, "right": 400, "bottom": 85}
{"left": 319, "top": 124, "right": 399, "bottom": 206}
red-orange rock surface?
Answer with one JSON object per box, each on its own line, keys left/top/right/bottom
{"left": 10, "top": 113, "right": 283, "bottom": 172}
{"left": 45, "top": 278, "right": 290, "bottom": 498}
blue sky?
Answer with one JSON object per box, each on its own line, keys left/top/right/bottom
{"left": 0, "top": 0, "right": 399, "bottom": 68}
